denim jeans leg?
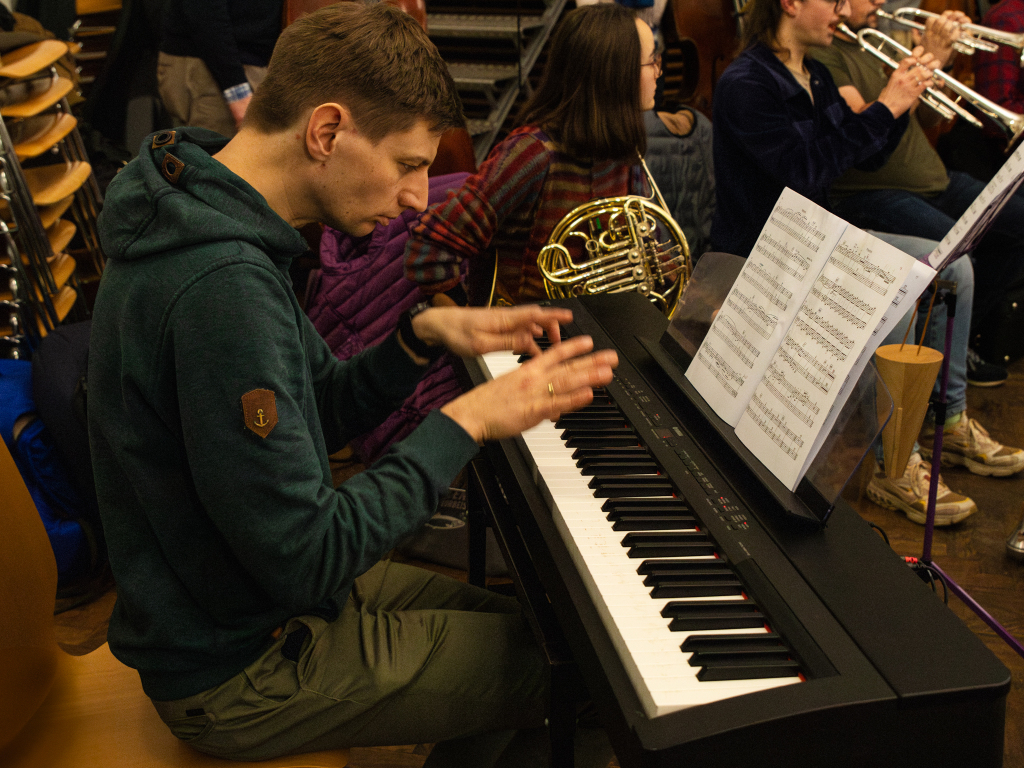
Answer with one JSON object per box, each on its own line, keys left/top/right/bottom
{"left": 830, "top": 189, "right": 958, "bottom": 243}
{"left": 919, "top": 254, "right": 972, "bottom": 419}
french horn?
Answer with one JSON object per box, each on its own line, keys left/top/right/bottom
{"left": 536, "top": 157, "right": 691, "bottom": 317}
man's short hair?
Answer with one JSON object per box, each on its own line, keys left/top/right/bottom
{"left": 247, "top": 2, "right": 464, "bottom": 142}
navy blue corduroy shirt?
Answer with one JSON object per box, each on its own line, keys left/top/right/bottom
{"left": 710, "top": 42, "right": 908, "bottom": 258}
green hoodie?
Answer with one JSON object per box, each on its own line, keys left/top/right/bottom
{"left": 89, "top": 128, "right": 479, "bottom": 701}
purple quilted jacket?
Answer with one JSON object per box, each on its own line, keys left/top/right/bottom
{"left": 305, "top": 173, "right": 470, "bottom": 463}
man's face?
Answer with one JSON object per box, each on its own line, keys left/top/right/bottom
{"left": 792, "top": 0, "right": 850, "bottom": 49}
{"left": 846, "top": 0, "right": 884, "bottom": 30}
{"left": 317, "top": 117, "right": 439, "bottom": 237}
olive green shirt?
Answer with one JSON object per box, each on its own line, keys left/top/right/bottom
{"left": 811, "top": 37, "right": 949, "bottom": 197}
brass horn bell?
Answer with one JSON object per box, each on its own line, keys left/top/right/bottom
{"left": 536, "top": 159, "right": 692, "bottom": 317}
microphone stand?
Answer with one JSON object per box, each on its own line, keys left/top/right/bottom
{"left": 921, "top": 284, "right": 1024, "bottom": 660}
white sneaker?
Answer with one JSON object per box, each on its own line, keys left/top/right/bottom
{"left": 866, "top": 452, "right": 977, "bottom": 526}
{"left": 921, "top": 412, "right": 1024, "bottom": 477}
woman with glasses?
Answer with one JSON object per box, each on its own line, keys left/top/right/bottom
{"left": 405, "top": 3, "right": 666, "bottom": 306}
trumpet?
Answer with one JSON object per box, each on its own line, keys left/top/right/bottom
{"left": 875, "top": 7, "right": 1024, "bottom": 66}
{"left": 852, "top": 26, "right": 1024, "bottom": 150}
{"left": 536, "top": 157, "right": 690, "bottom": 317}
{"left": 874, "top": 8, "right": 997, "bottom": 55}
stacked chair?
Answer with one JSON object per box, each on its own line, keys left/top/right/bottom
{"left": 0, "top": 38, "right": 103, "bottom": 359}
{"left": 0, "top": 437, "right": 352, "bottom": 767}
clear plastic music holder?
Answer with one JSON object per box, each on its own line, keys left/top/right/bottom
{"left": 658, "top": 252, "right": 894, "bottom": 526}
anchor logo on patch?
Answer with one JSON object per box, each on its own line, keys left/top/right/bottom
{"left": 241, "top": 389, "right": 278, "bottom": 438}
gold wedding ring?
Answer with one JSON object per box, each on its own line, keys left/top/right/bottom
{"left": 548, "top": 382, "right": 555, "bottom": 397}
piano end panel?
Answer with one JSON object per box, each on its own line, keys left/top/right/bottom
{"left": 632, "top": 685, "right": 1006, "bottom": 768}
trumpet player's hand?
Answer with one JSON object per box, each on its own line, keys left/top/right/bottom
{"left": 877, "top": 53, "right": 933, "bottom": 119}
{"left": 441, "top": 335, "right": 618, "bottom": 444}
{"left": 917, "top": 10, "right": 971, "bottom": 68}
{"left": 407, "top": 304, "right": 570, "bottom": 361}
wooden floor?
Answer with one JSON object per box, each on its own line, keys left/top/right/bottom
{"left": 53, "top": 357, "right": 1024, "bottom": 767}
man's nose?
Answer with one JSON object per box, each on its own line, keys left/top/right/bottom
{"left": 398, "top": 173, "right": 429, "bottom": 212}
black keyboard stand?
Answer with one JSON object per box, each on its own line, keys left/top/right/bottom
{"left": 466, "top": 454, "right": 581, "bottom": 768}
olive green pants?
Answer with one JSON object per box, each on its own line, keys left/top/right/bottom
{"left": 151, "top": 560, "right": 549, "bottom": 765}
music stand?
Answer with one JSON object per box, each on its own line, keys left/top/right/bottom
{"left": 919, "top": 284, "right": 1024, "bottom": 660}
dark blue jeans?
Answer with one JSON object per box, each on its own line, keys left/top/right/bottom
{"left": 830, "top": 171, "right": 1024, "bottom": 333}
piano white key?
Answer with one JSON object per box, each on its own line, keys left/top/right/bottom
{"left": 477, "top": 351, "right": 802, "bottom": 719}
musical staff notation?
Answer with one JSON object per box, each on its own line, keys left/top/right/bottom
{"left": 712, "top": 317, "right": 760, "bottom": 370}
{"left": 746, "top": 392, "right": 804, "bottom": 459}
{"left": 764, "top": 362, "right": 821, "bottom": 425}
{"left": 817, "top": 275, "right": 876, "bottom": 317}
{"left": 831, "top": 242, "right": 897, "bottom": 295}
{"left": 780, "top": 337, "right": 835, "bottom": 394}
{"left": 696, "top": 346, "right": 745, "bottom": 398}
{"left": 753, "top": 235, "right": 812, "bottom": 281}
{"left": 742, "top": 261, "right": 795, "bottom": 309}
{"left": 726, "top": 290, "right": 779, "bottom": 340}
{"left": 770, "top": 206, "right": 828, "bottom": 253}
{"left": 809, "top": 283, "right": 867, "bottom": 330}
{"left": 793, "top": 315, "right": 848, "bottom": 362}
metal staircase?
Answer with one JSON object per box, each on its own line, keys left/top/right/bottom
{"left": 428, "top": 0, "right": 569, "bottom": 167}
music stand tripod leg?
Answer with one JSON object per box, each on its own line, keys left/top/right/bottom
{"left": 921, "top": 285, "right": 1024, "bottom": 661}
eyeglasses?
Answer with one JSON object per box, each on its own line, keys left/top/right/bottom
{"left": 642, "top": 54, "right": 662, "bottom": 73}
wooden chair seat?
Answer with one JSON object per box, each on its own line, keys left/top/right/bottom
{"left": 0, "top": 41, "right": 69, "bottom": 81}
{"left": 47, "top": 218, "right": 76, "bottom": 253}
{"left": 13, "top": 113, "right": 78, "bottom": 161}
{"left": 36, "top": 195, "right": 75, "bottom": 229}
{"left": 1, "top": 77, "right": 74, "bottom": 119}
{"left": 2, "top": 643, "right": 349, "bottom": 768}
{"left": 76, "top": 0, "right": 123, "bottom": 14}
{"left": 22, "top": 161, "right": 91, "bottom": 207}
{"left": 0, "top": 423, "right": 350, "bottom": 768}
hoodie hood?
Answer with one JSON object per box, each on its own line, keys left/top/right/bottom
{"left": 98, "top": 128, "right": 307, "bottom": 270}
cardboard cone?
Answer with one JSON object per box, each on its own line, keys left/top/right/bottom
{"left": 874, "top": 344, "right": 943, "bottom": 479}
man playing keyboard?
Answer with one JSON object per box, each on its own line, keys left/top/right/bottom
{"left": 87, "top": 4, "right": 617, "bottom": 766}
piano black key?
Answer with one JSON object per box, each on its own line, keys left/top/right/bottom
{"left": 650, "top": 577, "right": 744, "bottom": 598}
{"left": 696, "top": 658, "right": 803, "bottom": 682}
{"left": 560, "top": 425, "right": 635, "bottom": 438}
{"left": 687, "top": 646, "right": 792, "bottom": 667}
{"left": 573, "top": 446, "right": 651, "bottom": 461}
{"left": 608, "top": 507, "right": 696, "bottom": 523}
{"left": 580, "top": 461, "right": 660, "bottom": 476}
{"left": 589, "top": 478, "right": 674, "bottom": 497}
{"left": 604, "top": 498, "right": 691, "bottom": 513}
{"left": 556, "top": 413, "right": 624, "bottom": 426}
{"left": 680, "top": 633, "right": 786, "bottom": 654}
{"left": 565, "top": 435, "right": 641, "bottom": 448}
{"left": 622, "top": 532, "right": 716, "bottom": 558}
{"left": 612, "top": 516, "right": 696, "bottom": 532}
{"left": 640, "top": 561, "right": 730, "bottom": 579}
{"left": 662, "top": 600, "right": 766, "bottom": 631}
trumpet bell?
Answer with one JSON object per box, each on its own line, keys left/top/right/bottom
{"left": 537, "top": 194, "right": 691, "bottom": 316}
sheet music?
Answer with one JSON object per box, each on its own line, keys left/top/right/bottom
{"left": 686, "top": 189, "right": 843, "bottom": 425}
{"left": 928, "top": 139, "right": 1024, "bottom": 272}
{"left": 686, "top": 189, "right": 935, "bottom": 492}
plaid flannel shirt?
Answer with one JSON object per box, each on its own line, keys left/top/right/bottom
{"left": 973, "top": 0, "right": 1024, "bottom": 137}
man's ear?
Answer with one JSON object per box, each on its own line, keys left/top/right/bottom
{"left": 779, "top": 0, "right": 801, "bottom": 16}
{"left": 305, "top": 103, "right": 352, "bottom": 162}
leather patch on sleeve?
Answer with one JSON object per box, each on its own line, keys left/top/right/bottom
{"left": 241, "top": 389, "right": 278, "bottom": 438}
{"left": 161, "top": 153, "right": 185, "bottom": 184}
